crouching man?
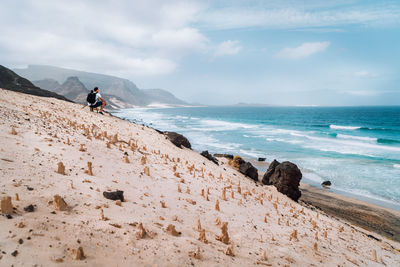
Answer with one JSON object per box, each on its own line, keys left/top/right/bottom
{"left": 88, "top": 87, "right": 107, "bottom": 115}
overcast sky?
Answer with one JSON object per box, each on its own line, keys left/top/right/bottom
{"left": 1, "top": 0, "right": 400, "bottom": 105}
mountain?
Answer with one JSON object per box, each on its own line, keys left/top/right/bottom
{"left": 55, "top": 76, "right": 88, "bottom": 104}
{"left": 14, "top": 65, "right": 188, "bottom": 107}
{"left": 0, "top": 65, "right": 70, "bottom": 102}
{"left": 33, "top": 78, "right": 60, "bottom": 91}
{"left": 141, "top": 89, "right": 187, "bottom": 105}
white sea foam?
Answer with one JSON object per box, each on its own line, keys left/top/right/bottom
{"left": 290, "top": 132, "right": 400, "bottom": 153}
{"left": 336, "top": 134, "right": 377, "bottom": 142}
{"left": 330, "top": 124, "right": 361, "bottom": 130}
{"left": 238, "top": 149, "right": 263, "bottom": 158}
{"left": 266, "top": 137, "right": 303, "bottom": 145}
{"left": 200, "top": 119, "right": 258, "bottom": 131}
{"left": 394, "top": 164, "right": 400, "bottom": 169}
{"left": 302, "top": 172, "right": 324, "bottom": 183}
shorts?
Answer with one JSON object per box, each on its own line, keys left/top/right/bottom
{"left": 91, "top": 101, "right": 102, "bottom": 108}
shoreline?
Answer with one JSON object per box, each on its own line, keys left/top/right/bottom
{"left": 228, "top": 158, "right": 400, "bottom": 242}
{"left": 250, "top": 159, "right": 400, "bottom": 211}
{"left": 299, "top": 183, "right": 400, "bottom": 243}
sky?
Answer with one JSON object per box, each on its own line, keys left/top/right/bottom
{"left": 1, "top": 0, "right": 400, "bottom": 105}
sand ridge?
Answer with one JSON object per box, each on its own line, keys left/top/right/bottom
{"left": 0, "top": 88, "right": 399, "bottom": 266}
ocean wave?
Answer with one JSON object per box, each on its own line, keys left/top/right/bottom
{"left": 290, "top": 132, "right": 400, "bottom": 155}
{"left": 200, "top": 119, "right": 258, "bottom": 131}
{"left": 394, "top": 164, "right": 400, "bottom": 169}
{"left": 266, "top": 137, "right": 303, "bottom": 145}
{"left": 336, "top": 134, "right": 377, "bottom": 142}
{"left": 377, "top": 138, "right": 400, "bottom": 145}
{"left": 330, "top": 124, "right": 361, "bottom": 130}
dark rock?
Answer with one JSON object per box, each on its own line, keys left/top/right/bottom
{"left": 238, "top": 162, "right": 259, "bottom": 182}
{"left": 200, "top": 151, "right": 219, "bottom": 165}
{"left": 26, "top": 186, "right": 34, "bottom": 191}
{"left": 6, "top": 214, "right": 13, "bottom": 219}
{"left": 258, "top": 157, "right": 266, "bottom": 162}
{"left": 154, "top": 128, "right": 164, "bottom": 134}
{"left": 261, "top": 159, "right": 280, "bottom": 185}
{"left": 18, "top": 239, "right": 23, "bottom": 244}
{"left": 262, "top": 161, "right": 302, "bottom": 201}
{"left": 103, "top": 190, "right": 124, "bottom": 202}
{"left": 11, "top": 250, "right": 18, "bottom": 257}
{"left": 0, "top": 65, "right": 71, "bottom": 102}
{"left": 213, "top": 154, "right": 234, "bottom": 160}
{"left": 24, "top": 204, "right": 35, "bottom": 212}
{"left": 321, "top": 181, "right": 332, "bottom": 187}
{"left": 164, "top": 131, "right": 191, "bottom": 149}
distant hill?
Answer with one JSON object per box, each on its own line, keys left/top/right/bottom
{"left": 14, "top": 65, "right": 188, "bottom": 107}
{"left": 55, "top": 76, "right": 88, "bottom": 103}
{"left": 141, "top": 89, "right": 187, "bottom": 105}
{"left": 0, "top": 65, "right": 70, "bottom": 102}
{"left": 33, "top": 78, "right": 60, "bottom": 91}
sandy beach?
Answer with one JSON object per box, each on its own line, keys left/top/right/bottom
{"left": 300, "top": 183, "right": 400, "bottom": 243}
{"left": 1, "top": 88, "right": 400, "bottom": 266}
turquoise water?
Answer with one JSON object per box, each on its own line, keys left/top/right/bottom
{"left": 113, "top": 106, "right": 400, "bottom": 208}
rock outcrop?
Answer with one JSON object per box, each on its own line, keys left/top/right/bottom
{"left": 0, "top": 65, "right": 71, "bottom": 102}
{"left": 164, "top": 132, "right": 191, "bottom": 149}
{"left": 238, "top": 162, "right": 258, "bottom": 182}
{"left": 262, "top": 160, "right": 302, "bottom": 201}
{"left": 261, "top": 159, "right": 280, "bottom": 185}
{"left": 200, "top": 150, "right": 218, "bottom": 165}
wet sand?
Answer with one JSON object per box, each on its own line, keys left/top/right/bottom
{"left": 299, "top": 183, "right": 400, "bottom": 243}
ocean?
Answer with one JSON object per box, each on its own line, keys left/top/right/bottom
{"left": 113, "top": 106, "right": 400, "bottom": 210}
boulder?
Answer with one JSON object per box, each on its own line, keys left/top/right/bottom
{"left": 238, "top": 162, "right": 259, "bottom": 182}
{"left": 103, "top": 190, "right": 124, "bottom": 202}
{"left": 200, "top": 150, "right": 219, "bottom": 165}
{"left": 321, "top": 181, "right": 332, "bottom": 187}
{"left": 262, "top": 161, "right": 302, "bottom": 202}
{"left": 261, "top": 159, "right": 280, "bottom": 185}
{"left": 258, "top": 157, "right": 266, "bottom": 162}
{"left": 164, "top": 131, "right": 191, "bottom": 149}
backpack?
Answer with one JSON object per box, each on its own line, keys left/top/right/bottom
{"left": 87, "top": 90, "right": 97, "bottom": 104}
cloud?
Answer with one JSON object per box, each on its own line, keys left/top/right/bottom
{"left": 354, "top": 70, "right": 379, "bottom": 78}
{"left": 275, "top": 42, "right": 330, "bottom": 59}
{"left": 0, "top": 0, "right": 206, "bottom": 77}
{"left": 214, "top": 40, "right": 242, "bottom": 57}
{"left": 196, "top": 1, "right": 400, "bottom": 30}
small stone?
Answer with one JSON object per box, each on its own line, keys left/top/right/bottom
{"left": 18, "top": 239, "right": 23, "bottom": 244}
{"left": 24, "top": 204, "right": 35, "bottom": 212}
{"left": 103, "top": 190, "right": 124, "bottom": 202}
{"left": 11, "top": 250, "right": 18, "bottom": 257}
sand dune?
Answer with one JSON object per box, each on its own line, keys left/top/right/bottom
{"left": 1, "top": 88, "right": 399, "bottom": 266}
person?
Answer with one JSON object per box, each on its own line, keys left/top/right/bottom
{"left": 89, "top": 87, "right": 106, "bottom": 115}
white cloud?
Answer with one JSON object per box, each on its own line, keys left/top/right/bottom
{"left": 198, "top": 4, "right": 400, "bottom": 30}
{"left": 214, "top": 40, "right": 242, "bottom": 57}
{"left": 276, "top": 42, "right": 330, "bottom": 59}
{"left": 354, "top": 70, "right": 379, "bottom": 78}
{"left": 0, "top": 0, "right": 206, "bottom": 77}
